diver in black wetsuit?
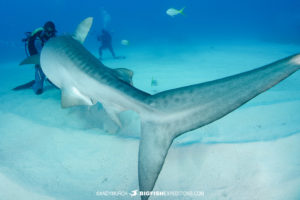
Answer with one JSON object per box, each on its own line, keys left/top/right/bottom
{"left": 28, "top": 21, "right": 56, "bottom": 94}
{"left": 97, "top": 29, "right": 117, "bottom": 60}
{"left": 14, "top": 21, "right": 57, "bottom": 94}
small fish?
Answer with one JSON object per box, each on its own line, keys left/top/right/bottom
{"left": 151, "top": 77, "right": 158, "bottom": 86}
{"left": 166, "top": 7, "right": 185, "bottom": 17}
{"left": 121, "top": 39, "right": 129, "bottom": 46}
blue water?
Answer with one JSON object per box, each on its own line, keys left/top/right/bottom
{"left": 1, "top": 0, "right": 300, "bottom": 61}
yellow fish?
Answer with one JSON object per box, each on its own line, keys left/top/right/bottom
{"left": 121, "top": 39, "right": 129, "bottom": 46}
{"left": 166, "top": 7, "right": 185, "bottom": 17}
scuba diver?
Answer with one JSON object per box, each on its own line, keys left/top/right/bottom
{"left": 97, "top": 29, "right": 125, "bottom": 60}
{"left": 97, "top": 29, "right": 116, "bottom": 60}
{"left": 13, "top": 21, "right": 57, "bottom": 94}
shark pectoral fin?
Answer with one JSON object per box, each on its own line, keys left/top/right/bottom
{"left": 61, "top": 87, "right": 94, "bottom": 108}
{"left": 73, "top": 17, "right": 93, "bottom": 43}
{"left": 113, "top": 68, "right": 134, "bottom": 85}
{"left": 102, "top": 103, "right": 123, "bottom": 127}
{"left": 19, "top": 54, "right": 40, "bottom": 65}
{"left": 138, "top": 121, "right": 174, "bottom": 200}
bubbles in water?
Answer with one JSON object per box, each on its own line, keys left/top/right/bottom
{"left": 100, "top": 7, "right": 111, "bottom": 29}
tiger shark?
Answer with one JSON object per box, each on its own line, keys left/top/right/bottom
{"left": 21, "top": 17, "right": 300, "bottom": 200}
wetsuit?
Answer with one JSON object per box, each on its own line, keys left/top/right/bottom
{"left": 98, "top": 30, "right": 116, "bottom": 59}
{"left": 28, "top": 28, "right": 53, "bottom": 94}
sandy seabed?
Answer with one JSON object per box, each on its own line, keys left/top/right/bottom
{"left": 0, "top": 39, "right": 300, "bottom": 200}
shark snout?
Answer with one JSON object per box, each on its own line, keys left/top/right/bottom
{"left": 290, "top": 54, "right": 300, "bottom": 66}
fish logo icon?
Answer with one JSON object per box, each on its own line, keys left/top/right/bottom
{"left": 130, "top": 190, "right": 138, "bottom": 197}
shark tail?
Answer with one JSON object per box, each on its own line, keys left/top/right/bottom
{"left": 138, "top": 53, "right": 300, "bottom": 199}
{"left": 138, "top": 120, "right": 174, "bottom": 200}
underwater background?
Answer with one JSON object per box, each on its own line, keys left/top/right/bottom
{"left": 1, "top": 0, "right": 300, "bottom": 61}
{"left": 0, "top": 0, "right": 300, "bottom": 199}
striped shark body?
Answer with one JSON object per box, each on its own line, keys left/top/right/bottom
{"left": 20, "top": 18, "right": 300, "bottom": 200}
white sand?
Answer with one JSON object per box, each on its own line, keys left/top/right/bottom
{"left": 0, "top": 39, "right": 300, "bottom": 199}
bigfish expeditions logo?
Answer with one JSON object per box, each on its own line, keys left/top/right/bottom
{"left": 96, "top": 190, "right": 205, "bottom": 198}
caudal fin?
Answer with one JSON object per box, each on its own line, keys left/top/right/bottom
{"left": 179, "top": 7, "right": 185, "bottom": 16}
{"left": 138, "top": 121, "right": 174, "bottom": 200}
{"left": 137, "top": 53, "right": 300, "bottom": 199}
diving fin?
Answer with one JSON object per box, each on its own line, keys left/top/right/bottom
{"left": 12, "top": 80, "right": 35, "bottom": 91}
{"left": 19, "top": 54, "right": 40, "bottom": 65}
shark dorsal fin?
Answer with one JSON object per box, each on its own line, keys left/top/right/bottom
{"left": 19, "top": 54, "right": 40, "bottom": 65}
{"left": 113, "top": 68, "right": 134, "bottom": 85}
{"left": 61, "top": 87, "right": 94, "bottom": 108}
{"left": 73, "top": 17, "right": 93, "bottom": 43}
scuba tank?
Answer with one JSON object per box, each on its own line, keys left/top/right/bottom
{"left": 21, "top": 27, "right": 44, "bottom": 57}
{"left": 22, "top": 32, "right": 31, "bottom": 57}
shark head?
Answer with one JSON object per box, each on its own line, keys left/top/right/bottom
{"left": 290, "top": 54, "right": 300, "bottom": 66}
